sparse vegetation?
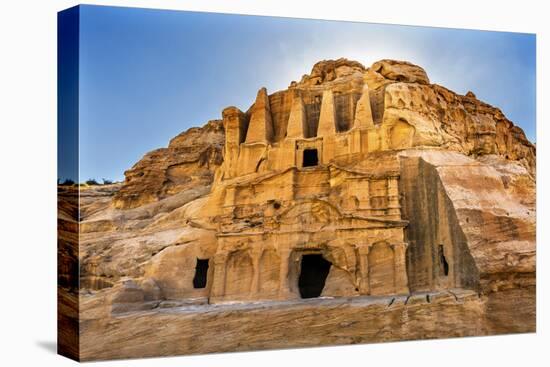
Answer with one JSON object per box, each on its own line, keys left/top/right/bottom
{"left": 59, "top": 178, "right": 75, "bottom": 186}
{"left": 58, "top": 178, "right": 115, "bottom": 186}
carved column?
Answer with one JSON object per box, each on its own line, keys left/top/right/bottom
{"left": 278, "top": 246, "right": 292, "bottom": 299}
{"left": 391, "top": 242, "right": 409, "bottom": 295}
{"left": 357, "top": 245, "right": 370, "bottom": 295}
{"left": 209, "top": 252, "right": 229, "bottom": 302}
{"left": 386, "top": 177, "right": 401, "bottom": 218}
{"left": 249, "top": 247, "right": 263, "bottom": 297}
{"left": 359, "top": 179, "right": 371, "bottom": 211}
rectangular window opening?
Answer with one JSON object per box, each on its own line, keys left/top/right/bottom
{"left": 303, "top": 148, "right": 319, "bottom": 167}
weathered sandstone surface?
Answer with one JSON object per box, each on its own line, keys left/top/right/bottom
{"left": 112, "top": 119, "right": 224, "bottom": 209}
{"left": 77, "top": 288, "right": 534, "bottom": 361}
{"left": 58, "top": 58, "right": 535, "bottom": 361}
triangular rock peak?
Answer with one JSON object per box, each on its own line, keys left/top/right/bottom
{"left": 245, "top": 87, "right": 274, "bottom": 143}
{"left": 353, "top": 84, "right": 374, "bottom": 129}
{"left": 317, "top": 90, "right": 337, "bottom": 137}
{"left": 286, "top": 91, "right": 308, "bottom": 138}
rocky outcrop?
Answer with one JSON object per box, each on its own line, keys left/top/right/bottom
{"left": 297, "top": 57, "right": 366, "bottom": 86}
{"left": 63, "top": 58, "right": 536, "bottom": 360}
{"left": 399, "top": 150, "right": 535, "bottom": 294}
{"left": 113, "top": 119, "right": 224, "bottom": 209}
{"left": 110, "top": 58, "right": 534, "bottom": 212}
{"left": 58, "top": 185, "right": 80, "bottom": 359}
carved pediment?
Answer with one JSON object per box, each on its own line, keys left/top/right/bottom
{"left": 277, "top": 200, "right": 342, "bottom": 230}
{"left": 272, "top": 199, "right": 406, "bottom": 233}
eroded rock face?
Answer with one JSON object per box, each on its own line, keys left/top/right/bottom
{"left": 399, "top": 150, "right": 535, "bottom": 293}
{"left": 366, "top": 59, "right": 430, "bottom": 88}
{"left": 113, "top": 119, "right": 224, "bottom": 209}
{"left": 77, "top": 288, "right": 534, "bottom": 361}
{"left": 67, "top": 58, "right": 535, "bottom": 359}
{"left": 298, "top": 57, "right": 366, "bottom": 86}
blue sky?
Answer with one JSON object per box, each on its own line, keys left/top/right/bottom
{"left": 74, "top": 5, "right": 536, "bottom": 182}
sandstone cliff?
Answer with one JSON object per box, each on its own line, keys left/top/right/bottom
{"left": 111, "top": 58, "right": 534, "bottom": 210}
{"left": 60, "top": 58, "right": 536, "bottom": 360}
{"left": 113, "top": 119, "right": 224, "bottom": 209}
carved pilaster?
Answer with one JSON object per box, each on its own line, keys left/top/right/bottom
{"left": 249, "top": 247, "right": 263, "bottom": 296}
{"left": 357, "top": 245, "right": 370, "bottom": 295}
{"left": 278, "top": 247, "right": 292, "bottom": 298}
{"left": 359, "top": 179, "right": 371, "bottom": 210}
{"left": 387, "top": 177, "right": 399, "bottom": 195}
{"left": 386, "top": 177, "right": 401, "bottom": 218}
{"left": 209, "top": 252, "right": 229, "bottom": 301}
{"left": 387, "top": 177, "right": 400, "bottom": 205}
{"left": 391, "top": 242, "right": 409, "bottom": 295}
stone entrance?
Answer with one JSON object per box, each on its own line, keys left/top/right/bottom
{"left": 192, "top": 258, "right": 209, "bottom": 289}
{"left": 298, "top": 254, "right": 332, "bottom": 298}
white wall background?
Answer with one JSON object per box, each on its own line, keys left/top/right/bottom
{"left": 0, "top": 0, "right": 547, "bottom": 366}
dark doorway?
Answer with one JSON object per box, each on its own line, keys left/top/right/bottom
{"left": 438, "top": 245, "right": 449, "bottom": 277}
{"left": 303, "top": 149, "right": 319, "bottom": 167}
{"left": 298, "top": 254, "right": 332, "bottom": 298}
{"left": 193, "top": 258, "right": 209, "bottom": 288}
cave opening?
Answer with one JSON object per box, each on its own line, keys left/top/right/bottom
{"left": 303, "top": 148, "right": 319, "bottom": 167}
{"left": 193, "top": 258, "right": 209, "bottom": 289}
{"left": 438, "top": 245, "right": 449, "bottom": 277}
{"left": 298, "top": 254, "right": 332, "bottom": 298}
